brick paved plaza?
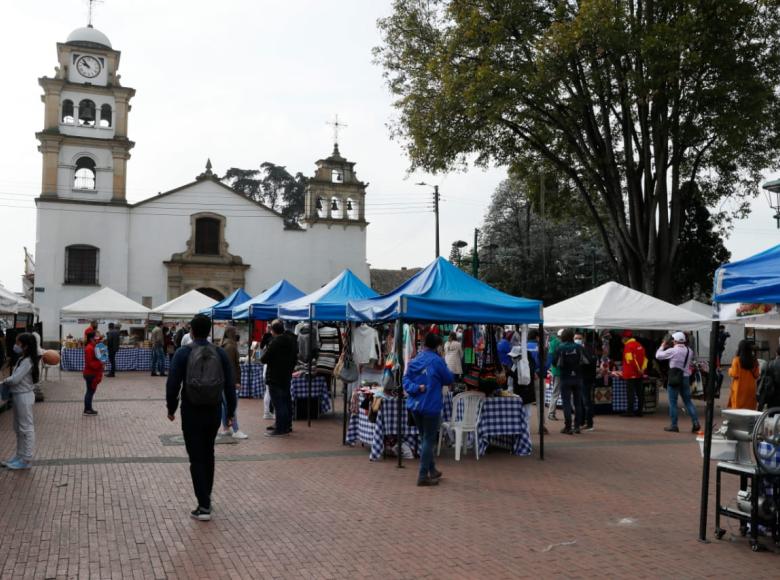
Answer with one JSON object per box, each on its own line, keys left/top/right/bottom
{"left": 0, "top": 372, "right": 774, "bottom": 579}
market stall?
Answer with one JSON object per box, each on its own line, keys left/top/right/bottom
{"left": 347, "top": 257, "right": 544, "bottom": 464}
{"left": 231, "top": 280, "right": 305, "bottom": 321}
{"left": 543, "top": 281, "right": 710, "bottom": 414}
{"left": 60, "top": 287, "right": 151, "bottom": 370}
{"left": 151, "top": 289, "right": 217, "bottom": 320}
{"left": 200, "top": 288, "right": 252, "bottom": 319}
{"left": 0, "top": 283, "right": 38, "bottom": 331}
{"left": 278, "top": 269, "right": 378, "bottom": 425}
{"left": 699, "top": 243, "right": 780, "bottom": 542}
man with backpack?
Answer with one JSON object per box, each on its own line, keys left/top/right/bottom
{"left": 554, "top": 329, "right": 586, "bottom": 434}
{"left": 166, "top": 314, "right": 235, "bottom": 521}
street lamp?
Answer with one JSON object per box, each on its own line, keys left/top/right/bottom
{"left": 416, "top": 182, "right": 441, "bottom": 257}
{"left": 763, "top": 178, "right": 780, "bottom": 229}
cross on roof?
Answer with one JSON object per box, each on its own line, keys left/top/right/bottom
{"left": 326, "top": 114, "right": 348, "bottom": 146}
{"left": 86, "top": 0, "right": 103, "bottom": 26}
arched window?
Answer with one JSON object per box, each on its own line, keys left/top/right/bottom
{"left": 65, "top": 245, "right": 99, "bottom": 285}
{"left": 78, "top": 99, "right": 96, "bottom": 127}
{"left": 195, "top": 217, "right": 220, "bottom": 255}
{"left": 330, "top": 197, "right": 342, "bottom": 219}
{"left": 74, "top": 157, "right": 96, "bottom": 190}
{"left": 62, "top": 99, "right": 74, "bottom": 124}
{"left": 346, "top": 198, "right": 358, "bottom": 220}
{"left": 331, "top": 169, "right": 343, "bottom": 183}
{"left": 316, "top": 196, "right": 325, "bottom": 218}
{"left": 99, "top": 104, "right": 112, "bottom": 128}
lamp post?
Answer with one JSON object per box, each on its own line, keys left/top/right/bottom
{"left": 416, "top": 182, "right": 440, "bottom": 257}
{"left": 763, "top": 178, "right": 780, "bottom": 228}
{"left": 451, "top": 240, "right": 468, "bottom": 269}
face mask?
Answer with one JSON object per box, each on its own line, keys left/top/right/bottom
{"left": 13, "top": 344, "right": 23, "bottom": 354}
{"left": 574, "top": 339, "right": 583, "bottom": 345}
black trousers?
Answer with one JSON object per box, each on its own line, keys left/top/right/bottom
{"left": 181, "top": 404, "right": 221, "bottom": 509}
{"left": 108, "top": 350, "right": 117, "bottom": 375}
{"left": 268, "top": 381, "right": 293, "bottom": 433}
{"left": 581, "top": 377, "right": 595, "bottom": 426}
{"left": 626, "top": 378, "right": 644, "bottom": 415}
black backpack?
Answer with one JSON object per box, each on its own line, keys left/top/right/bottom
{"left": 185, "top": 344, "right": 225, "bottom": 406}
{"left": 557, "top": 345, "right": 583, "bottom": 378}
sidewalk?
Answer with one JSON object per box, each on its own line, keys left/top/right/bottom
{"left": 0, "top": 372, "right": 773, "bottom": 579}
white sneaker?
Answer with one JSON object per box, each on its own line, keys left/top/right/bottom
{"left": 262, "top": 414, "right": 274, "bottom": 420}
{"left": 217, "top": 429, "right": 230, "bottom": 437}
{"left": 232, "top": 431, "right": 248, "bottom": 440}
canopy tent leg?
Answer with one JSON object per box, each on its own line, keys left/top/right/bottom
{"left": 698, "top": 319, "right": 720, "bottom": 541}
{"left": 395, "top": 319, "right": 405, "bottom": 468}
{"left": 342, "top": 324, "right": 351, "bottom": 445}
{"left": 538, "top": 323, "right": 545, "bottom": 461}
{"left": 307, "top": 314, "right": 313, "bottom": 428}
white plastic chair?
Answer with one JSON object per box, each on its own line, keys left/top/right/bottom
{"left": 437, "top": 391, "right": 485, "bottom": 461}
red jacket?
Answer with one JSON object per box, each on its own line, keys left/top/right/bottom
{"left": 83, "top": 342, "right": 104, "bottom": 379}
{"left": 622, "top": 339, "right": 647, "bottom": 379}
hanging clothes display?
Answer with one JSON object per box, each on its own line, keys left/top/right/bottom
{"left": 352, "top": 324, "right": 381, "bottom": 365}
{"left": 402, "top": 324, "right": 416, "bottom": 366}
{"left": 315, "top": 325, "right": 341, "bottom": 376}
{"left": 462, "top": 326, "right": 475, "bottom": 365}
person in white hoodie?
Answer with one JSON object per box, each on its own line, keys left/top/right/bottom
{"left": 0, "top": 333, "right": 39, "bottom": 469}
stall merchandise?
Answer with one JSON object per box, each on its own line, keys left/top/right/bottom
{"left": 151, "top": 290, "right": 217, "bottom": 319}
{"left": 347, "top": 257, "right": 544, "bottom": 463}
{"left": 346, "top": 391, "right": 418, "bottom": 461}
{"left": 231, "top": 280, "right": 305, "bottom": 320}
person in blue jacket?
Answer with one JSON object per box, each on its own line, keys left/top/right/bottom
{"left": 403, "top": 332, "right": 454, "bottom": 487}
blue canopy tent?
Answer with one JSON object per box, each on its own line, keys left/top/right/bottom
{"left": 347, "top": 257, "right": 546, "bottom": 464}
{"left": 277, "top": 269, "right": 378, "bottom": 427}
{"left": 200, "top": 288, "right": 253, "bottom": 320}
{"left": 231, "top": 280, "right": 305, "bottom": 321}
{"left": 699, "top": 243, "right": 780, "bottom": 543}
{"left": 278, "top": 269, "right": 378, "bottom": 321}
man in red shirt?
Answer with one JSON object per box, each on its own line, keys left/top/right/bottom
{"left": 621, "top": 330, "right": 647, "bottom": 417}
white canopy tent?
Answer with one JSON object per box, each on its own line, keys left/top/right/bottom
{"left": 0, "top": 284, "right": 37, "bottom": 315}
{"left": 61, "top": 287, "right": 150, "bottom": 320}
{"left": 678, "top": 299, "right": 741, "bottom": 362}
{"left": 151, "top": 289, "right": 217, "bottom": 319}
{"left": 543, "top": 281, "right": 711, "bottom": 331}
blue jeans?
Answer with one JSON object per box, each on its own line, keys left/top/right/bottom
{"left": 151, "top": 346, "right": 166, "bottom": 375}
{"left": 221, "top": 392, "right": 239, "bottom": 431}
{"left": 84, "top": 375, "right": 97, "bottom": 411}
{"left": 668, "top": 376, "right": 699, "bottom": 428}
{"left": 412, "top": 412, "right": 440, "bottom": 480}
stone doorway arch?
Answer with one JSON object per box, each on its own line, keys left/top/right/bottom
{"left": 196, "top": 287, "right": 225, "bottom": 301}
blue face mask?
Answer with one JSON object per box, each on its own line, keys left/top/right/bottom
{"left": 13, "top": 344, "right": 23, "bottom": 354}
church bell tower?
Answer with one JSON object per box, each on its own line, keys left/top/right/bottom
{"left": 37, "top": 25, "right": 135, "bottom": 203}
{"left": 304, "top": 143, "right": 368, "bottom": 228}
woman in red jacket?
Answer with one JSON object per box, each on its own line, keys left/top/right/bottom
{"left": 83, "top": 331, "right": 104, "bottom": 416}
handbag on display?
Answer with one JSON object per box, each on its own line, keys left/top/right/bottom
{"left": 339, "top": 356, "right": 359, "bottom": 384}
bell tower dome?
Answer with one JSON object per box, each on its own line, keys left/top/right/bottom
{"left": 304, "top": 144, "right": 368, "bottom": 227}
{"left": 36, "top": 25, "right": 135, "bottom": 203}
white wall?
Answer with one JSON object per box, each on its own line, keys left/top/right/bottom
{"left": 35, "top": 201, "right": 130, "bottom": 341}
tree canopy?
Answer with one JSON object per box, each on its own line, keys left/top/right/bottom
{"left": 222, "top": 162, "right": 308, "bottom": 228}
{"left": 376, "top": 0, "right": 780, "bottom": 299}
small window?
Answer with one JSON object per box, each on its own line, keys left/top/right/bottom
{"left": 195, "top": 218, "right": 220, "bottom": 255}
{"left": 99, "top": 104, "right": 112, "bottom": 128}
{"left": 331, "top": 169, "right": 343, "bottom": 183}
{"left": 346, "top": 198, "right": 358, "bottom": 220}
{"left": 78, "top": 99, "right": 96, "bottom": 127}
{"left": 316, "top": 197, "right": 325, "bottom": 218}
{"left": 74, "top": 157, "right": 96, "bottom": 190}
{"left": 65, "top": 245, "right": 99, "bottom": 285}
{"left": 330, "top": 197, "right": 342, "bottom": 219}
{"left": 62, "top": 100, "right": 74, "bottom": 124}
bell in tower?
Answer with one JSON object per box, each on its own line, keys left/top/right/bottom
{"left": 304, "top": 142, "right": 368, "bottom": 227}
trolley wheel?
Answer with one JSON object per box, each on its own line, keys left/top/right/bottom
{"left": 750, "top": 541, "right": 765, "bottom": 552}
{"left": 714, "top": 528, "right": 726, "bottom": 540}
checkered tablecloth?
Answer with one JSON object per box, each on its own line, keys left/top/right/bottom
{"left": 239, "top": 364, "right": 265, "bottom": 398}
{"left": 346, "top": 394, "right": 418, "bottom": 461}
{"left": 290, "top": 375, "right": 331, "bottom": 414}
{"left": 443, "top": 393, "right": 532, "bottom": 457}
{"left": 543, "top": 384, "right": 563, "bottom": 408}
{"left": 60, "top": 347, "right": 169, "bottom": 372}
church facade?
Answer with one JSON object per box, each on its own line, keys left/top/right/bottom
{"left": 33, "top": 26, "right": 369, "bottom": 342}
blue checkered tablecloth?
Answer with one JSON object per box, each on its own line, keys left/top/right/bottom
{"left": 757, "top": 441, "right": 780, "bottom": 472}
{"left": 346, "top": 394, "right": 418, "bottom": 461}
{"left": 543, "top": 382, "right": 563, "bottom": 408}
{"left": 443, "top": 393, "right": 532, "bottom": 457}
{"left": 290, "top": 375, "right": 331, "bottom": 414}
{"left": 239, "top": 364, "right": 265, "bottom": 398}
{"left": 611, "top": 378, "right": 629, "bottom": 412}
{"left": 60, "top": 347, "right": 170, "bottom": 372}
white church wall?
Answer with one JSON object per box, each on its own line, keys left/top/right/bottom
{"left": 35, "top": 202, "right": 130, "bottom": 341}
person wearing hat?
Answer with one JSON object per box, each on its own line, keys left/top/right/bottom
{"left": 656, "top": 332, "right": 700, "bottom": 432}
{"left": 620, "top": 330, "right": 647, "bottom": 417}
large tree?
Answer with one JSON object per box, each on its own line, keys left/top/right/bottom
{"left": 222, "top": 162, "right": 308, "bottom": 228}
{"left": 376, "top": 0, "right": 780, "bottom": 299}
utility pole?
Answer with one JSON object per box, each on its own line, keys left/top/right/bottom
{"left": 434, "top": 185, "right": 440, "bottom": 258}
{"left": 472, "top": 228, "right": 479, "bottom": 278}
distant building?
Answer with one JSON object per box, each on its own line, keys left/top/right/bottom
{"left": 33, "top": 25, "right": 369, "bottom": 341}
{"left": 369, "top": 267, "right": 422, "bottom": 294}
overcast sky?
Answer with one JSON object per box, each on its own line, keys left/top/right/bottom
{"left": 0, "top": 0, "right": 777, "bottom": 293}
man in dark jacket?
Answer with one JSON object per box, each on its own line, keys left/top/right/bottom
{"left": 575, "top": 332, "right": 597, "bottom": 431}
{"left": 260, "top": 320, "right": 298, "bottom": 437}
{"left": 105, "top": 322, "right": 121, "bottom": 377}
{"left": 166, "top": 314, "right": 235, "bottom": 521}
{"left": 555, "top": 329, "right": 586, "bottom": 435}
